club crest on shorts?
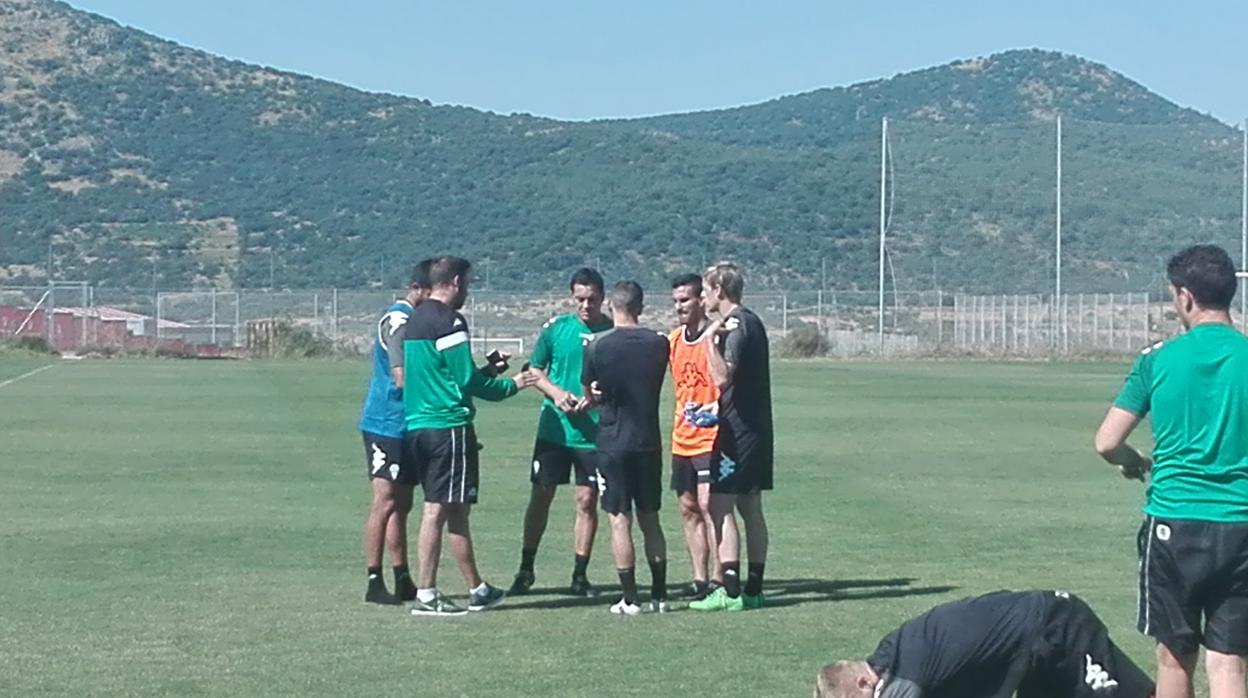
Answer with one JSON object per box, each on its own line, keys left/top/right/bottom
{"left": 389, "top": 463, "right": 400, "bottom": 480}
{"left": 532, "top": 459, "right": 541, "bottom": 475}
{"left": 1156, "top": 523, "right": 1171, "bottom": 541}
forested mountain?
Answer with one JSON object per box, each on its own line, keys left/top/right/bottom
{"left": 0, "top": 0, "right": 1241, "bottom": 293}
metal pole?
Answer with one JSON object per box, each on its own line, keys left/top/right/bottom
{"left": 878, "top": 116, "right": 887, "bottom": 351}
{"left": 782, "top": 294, "right": 789, "bottom": 335}
{"left": 1078, "top": 294, "right": 1084, "bottom": 352}
{"left": 1109, "top": 293, "right": 1115, "bottom": 350}
{"left": 234, "top": 292, "right": 241, "bottom": 347}
{"left": 211, "top": 291, "right": 217, "bottom": 345}
{"left": 1055, "top": 116, "right": 1063, "bottom": 345}
{"left": 937, "top": 290, "right": 943, "bottom": 347}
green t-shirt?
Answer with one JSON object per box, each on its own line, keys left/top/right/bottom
{"left": 531, "top": 313, "right": 613, "bottom": 448}
{"left": 1114, "top": 323, "right": 1248, "bottom": 522}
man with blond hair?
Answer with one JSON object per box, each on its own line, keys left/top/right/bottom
{"left": 813, "top": 590, "right": 1154, "bottom": 698}
{"left": 690, "top": 262, "right": 772, "bottom": 612}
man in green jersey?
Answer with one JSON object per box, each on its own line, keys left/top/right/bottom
{"left": 402, "top": 256, "right": 537, "bottom": 616}
{"left": 1095, "top": 244, "right": 1248, "bottom": 698}
{"left": 510, "top": 268, "right": 613, "bottom": 597}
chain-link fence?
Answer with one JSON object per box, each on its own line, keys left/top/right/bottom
{"left": 2, "top": 283, "right": 1197, "bottom": 357}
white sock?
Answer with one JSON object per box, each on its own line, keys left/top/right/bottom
{"left": 470, "top": 582, "right": 489, "bottom": 595}
{"left": 417, "top": 587, "right": 437, "bottom": 603}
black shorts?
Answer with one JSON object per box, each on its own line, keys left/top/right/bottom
{"left": 404, "top": 426, "right": 480, "bottom": 504}
{"left": 1136, "top": 515, "right": 1248, "bottom": 656}
{"left": 709, "top": 422, "right": 773, "bottom": 495}
{"left": 671, "top": 453, "right": 712, "bottom": 495}
{"left": 597, "top": 450, "right": 663, "bottom": 515}
{"left": 1016, "top": 592, "right": 1154, "bottom": 698}
{"left": 530, "top": 439, "right": 599, "bottom": 488}
{"left": 362, "top": 431, "right": 418, "bottom": 485}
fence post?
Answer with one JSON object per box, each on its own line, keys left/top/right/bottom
{"left": 211, "top": 291, "right": 218, "bottom": 345}
{"left": 937, "top": 290, "right": 943, "bottom": 348}
{"left": 332, "top": 288, "right": 339, "bottom": 341}
{"left": 155, "top": 292, "right": 162, "bottom": 342}
{"left": 1108, "top": 293, "right": 1115, "bottom": 351}
{"left": 782, "top": 294, "right": 788, "bottom": 335}
{"left": 816, "top": 290, "right": 822, "bottom": 334}
{"left": 313, "top": 293, "right": 319, "bottom": 338}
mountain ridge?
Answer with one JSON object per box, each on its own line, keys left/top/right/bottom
{"left": 0, "top": 0, "right": 1242, "bottom": 293}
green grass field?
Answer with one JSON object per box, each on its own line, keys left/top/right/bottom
{"left": 0, "top": 358, "right": 1166, "bottom": 696}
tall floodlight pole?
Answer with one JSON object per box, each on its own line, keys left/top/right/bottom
{"left": 1055, "top": 116, "right": 1063, "bottom": 349}
{"left": 878, "top": 116, "right": 888, "bottom": 351}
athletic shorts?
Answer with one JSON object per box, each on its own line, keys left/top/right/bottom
{"left": 671, "top": 453, "right": 712, "bottom": 495}
{"left": 709, "top": 422, "right": 773, "bottom": 495}
{"left": 362, "top": 431, "right": 418, "bottom": 485}
{"left": 404, "top": 426, "right": 480, "bottom": 504}
{"left": 596, "top": 450, "right": 663, "bottom": 515}
{"left": 1136, "top": 516, "right": 1248, "bottom": 656}
{"left": 1016, "top": 592, "right": 1154, "bottom": 698}
{"left": 530, "top": 439, "right": 598, "bottom": 488}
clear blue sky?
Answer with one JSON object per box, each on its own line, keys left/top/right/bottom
{"left": 71, "top": 0, "right": 1248, "bottom": 125}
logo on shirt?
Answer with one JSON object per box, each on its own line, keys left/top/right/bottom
{"left": 677, "top": 362, "right": 710, "bottom": 389}
{"left": 724, "top": 317, "right": 741, "bottom": 332}
{"left": 1084, "top": 655, "right": 1119, "bottom": 692}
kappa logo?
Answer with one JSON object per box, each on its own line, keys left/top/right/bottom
{"left": 382, "top": 311, "right": 409, "bottom": 337}
{"left": 717, "top": 455, "right": 737, "bottom": 481}
{"left": 1084, "top": 655, "right": 1119, "bottom": 692}
{"left": 453, "top": 317, "right": 465, "bottom": 328}
{"left": 724, "top": 317, "right": 741, "bottom": 332}
{"left": 389, "top": 463, "right": 400, "bottom": 480}
{"left": 677, "top": 362, "right": 710, "bottom": 389}
{"left": 370, "top": 444, "right": 387, "bottom": 474}
{"left": 467, "top": 488, "right": 478, "bottom": 498}
{"left": 595, "top": 470, "right": 607, "bottom": 497}
{"left": 1156, "top": 524, "right": 1171, "bottom": 542}
{"left": 1054, "top": 590, "right": 1070, "bottom": 599}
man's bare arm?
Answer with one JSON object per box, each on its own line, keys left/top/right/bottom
{"left": 1094, "top": 406, "right": 1151, "bottom": 481}
{"left": 704, "top": 318, "right": 735, "bottom": 389}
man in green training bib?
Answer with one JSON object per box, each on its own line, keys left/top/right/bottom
{"left": 509, "top": 268, "right": 613, "bottom": 597}
{"left": 1095, "top": 244, "right": 1248, "bottom": 698}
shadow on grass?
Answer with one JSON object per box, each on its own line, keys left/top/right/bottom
{"left": 761, "top": 577, "right": 958, "bottom": 608}
{"left": 498, "top": 577, "right": 956, "bottom": 611}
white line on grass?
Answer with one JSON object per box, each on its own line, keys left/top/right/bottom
{"left": 0, "top": 363, "right": 55, "bottom": 390}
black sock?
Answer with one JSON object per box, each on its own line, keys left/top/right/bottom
{"left": 573, "top": 554, "right": 590, "bottom": 580}
{"left": 367, "top": 566, "right": 382, "bottom": 581}
{"left": 520, "top": 547, "right": 537, "bottom": 573}
{"left": 722, "top": 562, "right": 741, "bottom": 597}
{"left": 745, "top": 562, "right": 766, "bottom": 596}
{"left": 694, "top": 580, "right": 710, "bottom": 596}
{"left": 393, "top": 565, "right": 412, "bottom": 586}
{"left": 617, "top": 568, "right": 639, "bottom": 605}
{"left": 648, "top": 559, "right": 667, "bottom": 600}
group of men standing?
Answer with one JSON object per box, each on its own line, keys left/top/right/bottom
{"left": 357, "top": 256, "right": 774, "bottom": 616}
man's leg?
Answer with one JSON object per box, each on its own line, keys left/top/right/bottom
{"left": 570, "top": 483, "right": 598, "bottom": 593}
{"left": 711, "top": 493, "right": 741, "bottom": 595}
{"left": 636, "top": 509, "right": 668, "bottom": 606}
{"left": 678, "top": 490, "right": 708, "bottom": 584}
{"left": 385, "top": 483, "right": 416, "bottom": 600}
{"left": 446, "top": 503, "right": 482, "bottom": 589}
{"left": 608, "top": 511, "right": 640, "bottom": 608}
{"left": 363, "top": 478, "right": 399, "bottom": 604}
{"left": 512, "top": 483, "right": 557, "bottom": 592}
{"left": 1205, "top": 651, "right": 1247, "bottom": 698}
{"left": 697, "top": 481, "right": 722, "bottom": 586}
{"left": 1156, "top": 643, "right": 1197, "bottom": 698}
{"left": 416, "top": 502, "right": 448, "bottom": 591}
{"left": 738, "top": 492, "right": 768, "bottom": 603}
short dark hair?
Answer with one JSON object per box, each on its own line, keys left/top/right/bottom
{"left": 610, "top": 280, "right": 644, "bottom": 317}
{"left": 1167, "top": 245, "right": 1236, "bottom": 310}
{"left": 671, "top": 273, "right": 702, "bottom": 295}
{"left": 569, "top": 267, "right": 605, "bottom": 296}
{"left": 428, "top": 256, "right": 472, "bottom": 288}
{"left": 410, "top": 259, "right": 434, "bottom": 289}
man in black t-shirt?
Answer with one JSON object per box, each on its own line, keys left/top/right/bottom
{"left": 690, "top": 262, "right": 774, "bottom": 612}
{"left": 814, "top": 590, "right": 1155, "bottom": 698}
{"left": 581, "top": 281, "right": 670, "bottom": 616}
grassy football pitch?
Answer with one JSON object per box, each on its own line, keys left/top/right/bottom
{"left": 0, "top": 358, "right": 1163, "bottom": 696}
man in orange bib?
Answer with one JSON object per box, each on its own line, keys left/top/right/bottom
{"left": 667, "top": 273, "right": 722, "bottom": 600}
